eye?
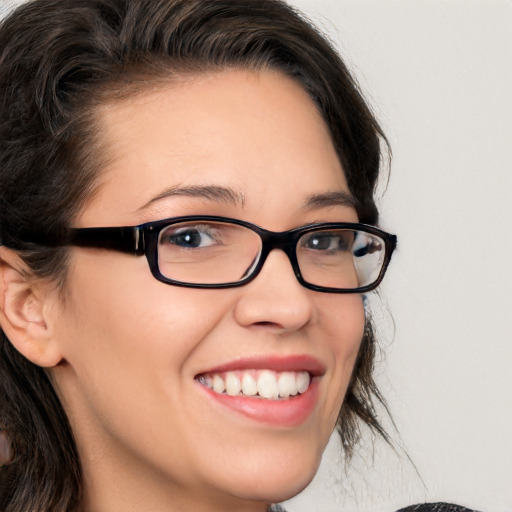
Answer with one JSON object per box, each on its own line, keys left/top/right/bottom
{"left": 160, "top": 224, "right": 220, "bottom": 249}
{"left": 301, "top": 231, "right": 351, "bottom": 252}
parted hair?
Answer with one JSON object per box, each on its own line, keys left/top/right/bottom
{"left": 0, "top": 0, "right": 389, "bottom": 510}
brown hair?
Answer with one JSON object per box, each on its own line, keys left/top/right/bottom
{"left": 0, "top": 0, "right": 389, "bottom": 510}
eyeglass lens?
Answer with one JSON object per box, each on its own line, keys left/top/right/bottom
{"left": 157, "top": 220, "right": 385, "bottom": 289}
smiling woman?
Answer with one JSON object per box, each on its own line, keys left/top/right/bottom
{"left": 0, "top": 1, "right": 479, "bottom": 512}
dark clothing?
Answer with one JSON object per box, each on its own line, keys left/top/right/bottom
{"left": 270, "top": 504, "right": 481, "bottom": 512}
{"left": 396, "top": 505, "right": 481, "bottom": 512}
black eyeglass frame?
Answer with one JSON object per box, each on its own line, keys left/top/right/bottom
{"left": 63, "top": 215, "right": 397, "bottom": 293}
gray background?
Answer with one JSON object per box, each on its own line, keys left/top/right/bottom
{"left": 2, "top": 1, "right": 511, "bottom": 511}
{"left": 284, "top": 1, "right": 512, "bottom": 511}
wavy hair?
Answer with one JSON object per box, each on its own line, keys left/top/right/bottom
{"left": 0, "top": 1, "right": 389, "bottom": 510}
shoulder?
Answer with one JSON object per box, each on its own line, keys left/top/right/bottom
{"left": 396, "top": 504, "right": 482, "bottom": 512}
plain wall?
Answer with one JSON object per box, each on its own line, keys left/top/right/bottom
{"left": 284, "top": 1, "right": 512, "bottom": 511}
{"left": 1, "top": 1, "right": 511, "bottom": 511}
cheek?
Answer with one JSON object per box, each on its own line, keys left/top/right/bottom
{"left": 54, "top": 253, "right": 232, "bottom": 413}
{"left": 318, "top": 294, "right": 365, "bottom": 420}
{"left": 62, "top": 250, "right": 228, "bottom": 341}
{"left": 320, "top": 293, "right": 365, "bottom": 357}
{"left": 52, "top": 257, "right": 241, "bottom": 475}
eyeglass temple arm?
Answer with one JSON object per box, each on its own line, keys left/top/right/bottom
{"left": 66, "top": 226, "right": 145, "bottom": 255}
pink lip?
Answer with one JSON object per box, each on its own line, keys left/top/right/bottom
{"left": 199, "top": 379, "right": 320, "bottom": 427}
{"left": 197, "top": 354, "right": 326, "bottom": 377}
{"left": 195, "top": 355, "right": 325, "bottom": 427}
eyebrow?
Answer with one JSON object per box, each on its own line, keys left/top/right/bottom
{"left": 137, "top": 185, "right": 356, "bottom": 214}
{"left": 302, "top": 191, "right": 357, "bottom": 210}
{"left": 137, "top": 184, "right": 246, "bottom": 212}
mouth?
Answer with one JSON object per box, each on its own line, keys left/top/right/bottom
{"left": 194, "top": 356, "right": 324, "bottom": 426}
{"left": 196, "top": 369, "right": 311, "bottom": 400}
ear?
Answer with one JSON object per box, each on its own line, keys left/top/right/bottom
{"left": 0, "top": 246, "right": 63, "bottom": 367}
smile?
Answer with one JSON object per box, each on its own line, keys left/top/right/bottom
{"left": 196, "top": 369, "right": 311, "bottom": 400}
{"left": 194, "top": 355, "right": 324, "bottom": 426}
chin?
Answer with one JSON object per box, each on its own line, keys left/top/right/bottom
{"left": 216, "top": 447, "right": 322, "bottom": 505}
{"left": 241, "top": 471, "right": 316, "bottom": 505}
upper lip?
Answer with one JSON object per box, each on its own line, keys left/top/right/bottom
{"left": 196, "top": 354, "right": 326, "bottom": 377}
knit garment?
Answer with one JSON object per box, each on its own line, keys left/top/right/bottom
{"left": 269, "top": 503, "right": 481, "bottom": 512}
{"left": 396, "top": 504, "right": 481, "bottom": 512}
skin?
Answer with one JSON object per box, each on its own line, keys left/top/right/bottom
{"left": 1, "top": 70, "right": 365, "bottom": 512}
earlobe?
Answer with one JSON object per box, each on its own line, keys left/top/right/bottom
{"left": 0, "top": 247, "right": 63, "bottom": 368}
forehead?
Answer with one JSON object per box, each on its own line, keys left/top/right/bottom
{"left": 80, "top": 69, "right": 352, "bottom": 227}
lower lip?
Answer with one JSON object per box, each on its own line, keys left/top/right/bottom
{"left": 198, "top": 379, "right": 320, "bottom": 427}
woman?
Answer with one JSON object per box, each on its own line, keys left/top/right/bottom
{"left": 0, "top": 1, "right": 479, "bottom": 511}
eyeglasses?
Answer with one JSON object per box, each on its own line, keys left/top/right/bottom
{"left": 62, "top": 215, "right": 397, "bottom": 293}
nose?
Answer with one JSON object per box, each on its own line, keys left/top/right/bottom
{"left": 233, "top": 249, "right": 314, "bottom": 332}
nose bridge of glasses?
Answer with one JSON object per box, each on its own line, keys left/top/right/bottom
{"left": 256, "top": 230, "right": 301, "bottom": 278}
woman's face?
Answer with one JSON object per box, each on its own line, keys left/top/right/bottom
{"left": 50, "top": 70, "right": 365, "bottom": 511}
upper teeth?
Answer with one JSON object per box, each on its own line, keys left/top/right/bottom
{"left": 198, "top": 370, "right": 311, "bottom": 399}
